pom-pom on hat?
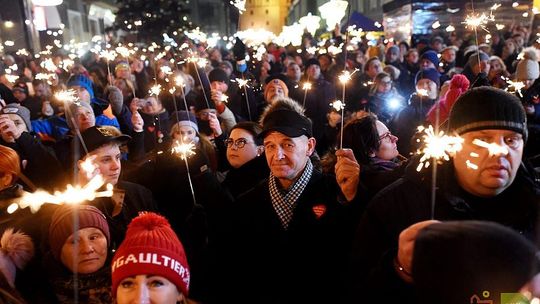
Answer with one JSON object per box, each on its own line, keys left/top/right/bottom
{"left": 0, "top": 228, "right": 34, "bottom": 287}
{"left": 515, "top": 47, "right": 540, "bottom": 81}
{"left": 111, "top": 212, "right": 190, "bottom": 297}
{"left": 448, "top": 86, "right": 527, "bottom": 140}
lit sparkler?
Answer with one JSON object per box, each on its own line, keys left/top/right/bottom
{"left": 54, "top": 89, "right": 79, "bottom": 104}
{"left": 302, "top": 82, "right": 312, "bottom": 91}
{"left": 234, "top": 78, "right": 250, "bottom": 88}
{"left": 338, "top": 69, "right": 359, "bottom": 84}
{"left": 331, "top": 100, "right": 345, "bottom": 111}
{"left": 171, "top": 140, "right": 196, "bottom": 160}
{"left": 417, "top": 88, "right": 429, "bottom": 97}
{"left": 503, "top": 77, "right": 526, "bottom": 97}
{"left": 462, "top": 12, "right": 494, "bottom": 32}
{"left": 230, "top": 0, "right": 246, "bottom": 14}
{"left": 416, "top": 125, "right": 464, "bottom": 172}
{"left": 149, "top": 84, "right": 162, "bottom": 96}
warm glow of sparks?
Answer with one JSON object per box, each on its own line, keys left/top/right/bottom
{"left": 171, "top": 140, "right": 196, "bottom": 160}
{"left": 303, "top": 82, "right": 312, "bottom": 90}
{"left": 174, "top": 75, "right": 185, "bottom": 87}
{"left": 331, "top": 100, "right": 345, "bottom": 111}
{"left": 466, "top": 160, "right": 479, "bottom": 170}
{"left": 5, "top": 75, "right": 19, "bottom": 83}
{"left": 160, "top": 65, "right": 173, "bottom": 75}
{"left": 80, "top": 156, "right": 96, "bottom": 179}
{"left": 40, "top": 58, "right": 57, "bottom": 73}
{"left": 417, "top": 88, "right": 429, "bottom": 97}
{"left": 100, "top": 49, "right": 117, "bottom": 61}
{"left": 235, "top": 78, "right": 249, "bottom": 88}
{"left": 491, "top": 3, "right": 501, "bottom": 10}
{"left": 338, "top": 69, "right": 359, "bottom": 84}
{"left": 462, "top": 12, "right": 494, "bottom": 32}
{"left": 416, "top": 125, "right": 464, "bottom": 172}
{"left": 503, "top": 77, "right": 526, "bottom": 97}
{"left": 230, "top": 0, "right": 246, "bottom": 14}
{"left": 115, "top": 46, "right": 131, "bottom": 58}
{"left": 149, "top": 84, "right": 162, "bottom": 96}
{"left": 472, "top": 139, "right": 509, "bottom": 156}
{"left": 54, "top": 89, "right": 79, "bottom": 103}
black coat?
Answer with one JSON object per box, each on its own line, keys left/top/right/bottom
{"left": 221, "top": 154, "right": 269, "bottom": 199}
{"left": 302, "top": 76, "right": 336, "bottom": 143}
{"left": 211, "top": 169, "right": 364, "bottom": 304}
{"left": 90, "top": 180, "right": 157, "bottom": 250}
{"left": 346, "top": 157, "right": 540, "bottom": 304}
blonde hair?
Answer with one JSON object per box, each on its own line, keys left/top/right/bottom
{"left": 0, "top": 145, "right": 20, "bottom": 183}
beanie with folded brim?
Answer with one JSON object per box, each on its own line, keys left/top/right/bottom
{"left": 448, "top": 86, "right": 527, "bottom": 140}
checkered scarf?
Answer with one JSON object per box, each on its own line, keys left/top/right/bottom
{"left": 269, "top": 159, "right": 313, "bottom": 229}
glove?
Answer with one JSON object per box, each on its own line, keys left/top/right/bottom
{"left": 105, "top": 86, "right": 123, "bottom": 116}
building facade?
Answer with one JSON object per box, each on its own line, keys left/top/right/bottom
{"left": 240, "top": 0, "right": 291, "bottom": 34}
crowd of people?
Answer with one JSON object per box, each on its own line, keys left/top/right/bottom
{"left": 0, "top": 22, "right": 539, "bottom": 303}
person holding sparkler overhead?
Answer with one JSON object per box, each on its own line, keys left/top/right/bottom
{"left": 347, "top": 87, "right": 540, "bottom": 304}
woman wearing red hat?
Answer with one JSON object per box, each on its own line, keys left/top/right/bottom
{"left": 112, "top": 212, "right": 190, "bottom": 304}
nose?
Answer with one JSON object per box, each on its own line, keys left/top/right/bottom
{"left": 390, "top": 134, "right": 398, "bottom": 142}
{"left": 135, "top": 284, "right": 150, "bottom": 304}
{"left": 79, "top": 238, "right": 94, "bottom": 254}
{"left": 110, "top": 157, "right": 121, "bottom": 171}
{"left": 275, "top": 146, "right": 285, "bottom": 160}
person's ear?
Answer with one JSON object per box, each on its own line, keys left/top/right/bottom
{"left": 0, "top": 173, "right": 13, "bottom": 188}
{"left": 307, "top": 137, "right": 316, "bottom": 156}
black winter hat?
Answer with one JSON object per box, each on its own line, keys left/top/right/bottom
{"left": 448, "top": 86, "right": 527, "bottom": 140}
{"left": 208, "top": 68, "right": 230, "bottom": 85}
{"left": 232, "top": 37, "right": 247, "bottom": 61}
{"left": 305, "top": 58, "right": 320, "bottom": 69}
{"left": 413, "top": 221, "right": 539, "bottom": 304}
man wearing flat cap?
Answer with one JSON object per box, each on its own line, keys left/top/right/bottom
{"left": 212, "top": 97, "right": 362, "bottom": 303}
{"left": 347, "top": 87, "right": 540, "bottom": 303}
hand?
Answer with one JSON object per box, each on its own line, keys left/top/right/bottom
{"left": 525, "top": 105, "right": 535, "bottom": 115}
{"left": 334, "top": 149, "right": 360, "bottom": 202}
{"left": 207, "top": 112, "right": 222, "bottom": 137}
{"left": 0, "top": 115, "right": 23, "bottom": 143}
{"left": 210, "top": 89, "right": 223, "bottom": 105}
{"left": 328, "top": 111, "right": 342, "bottom": 128}
{"left": 396, "top": 220, "right": 440, "bottom": 283}
{"left": 130, "top": 99, "right": 144, "bottom": 132}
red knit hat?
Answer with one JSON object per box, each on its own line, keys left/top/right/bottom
{"left": 48, "top": 205, "right": 110, "bottom": 261}
{"left": 111, "top": 212, "right": 190, "bottom": 297}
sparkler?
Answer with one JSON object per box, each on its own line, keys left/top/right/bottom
{"left": 100, "top": 49, "right": 117, "bottom": 86}
{"left": 503, "top": 77, "right": 526, "bottom": 97}
{"left": 415, "top": 125, "right": 464, "bottom": 172}
{"left": 338, "top": 69, "right": 358, "bottom": 149}
{"left": 472, "top": 139, "right": 509, "bottom": 156}
{"left": 230, "top": 0, "right": 246, "bottom": 13}
{"left": 331, "top": 100, "right": 345, "bottom": 111}
{"left": 171, "top": 139, "right": 198, "bottom": 205}
{"left": 149, "top": 84, "right": 162, "bottom": 97}
{"left": 302, "top": 80, "right": 311, "bottom": 107}
{"left": 462, "top": 12, "right": 494, "bottom": 33}
{"left": 54, "top": 89, "right": 79, "bottom": 104}
{"left": 185, "top": 52, "right": 210, "bottom": 109}
{"left": 417, "top": 88, "right": 429, "bottom": 97}
{"left": 238, "top": 76, "right": 252, "bottom": 120}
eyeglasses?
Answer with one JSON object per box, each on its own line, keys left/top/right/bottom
{"left": 225, "top": 138, "right": 253, "bottom": 149}
{"left": 379, "top": 131, "right": 394, "bottom": 141}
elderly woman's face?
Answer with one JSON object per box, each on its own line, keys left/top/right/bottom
{"left": 60, "top": 227, "right": 107, "bottom": 274}
{"left": 116, "top": 275, "right": 183, "bottom": 304}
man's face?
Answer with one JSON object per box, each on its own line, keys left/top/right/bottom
{"left": 210, "top": 81, "right": 228, "bottom": 93}
{"left": 319, "top": 56, "right": 331, "bottom": 70}
{"left": 86, "top": 143, "right": 122, "bottom": 185}
{"left": 265, "top": 83, "right": 286, "bottom": 102}
{"left": 263, "top": 132, "right": 315, "bottom": 185}
{"left": 34, "top": 83, "right": 48, "bottom": 97}
{"left": 442, "top": 49, "right": 456, "bottom": 63}
{"left": 367, "top": 59, "right": 383, "bottom": 78}
{"left": 75, "top": 107, "right": 96, "bottom": 132}
{"left": 13, "top": 90, "right": 26, "bottom": 102}
{"left": 306, "top": 64, "right": 321, "bottom": 80}
{"left": 453, "top": 129, "right": 523, "bottom": 197}
{"left": 386, "top": 51, "right": 399, "bottom": 63}
{"left": 286, "top": 64, "right": 301, "bottom": 82}
{"left": 406, "top": 51, "right": 419, "bottom": 64}
{"left": 72, "top": 85, "right": 91, "bottom": 103}
{"left": 420, "top": 59, "right": 435, "bottom": 70}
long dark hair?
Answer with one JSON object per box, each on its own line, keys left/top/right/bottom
{"left": 342, "top": 114, "right": 380, "bottom": 165}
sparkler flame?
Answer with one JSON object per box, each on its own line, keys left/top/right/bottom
{"left": 234, "top": 78, "right": 249, "bottom": 88}
{"left": 54, "top": 89, "right": 79, "bottom": 103}
{"left": 40, "top": 58, "right": 58, "bottom": 73}
{"left": 416, "top": 125, "right": 464, "bottom": 172}
{"left": 417, "top": 88, "right": 429, "bottom": 97}
{"left": 100, "top": 49, "right": 117, "bottom": 61}
{"left": 220, "top": 94, "right": 229, "bottom": 103}
{"left": 503, "top": 77, "right": 526, "bottom": 97}
{"left": 149, "top": 84, "right": 162, "bottom": 96}
{"left": 462, "top": 12, "right": 494, "bottom": 32}
{"left": 331, "top": 100, "right": 346, "bottom": 111}
{"left": 230, "top": 0, "right": 246, "bottom": 14}
{"left": 171, "top": 140, "right": 197, "bottom": 160}
{"left": 302, "top": 82, "right": 312, "bottom": 91}
{"left": 338, "top": 69, "right": 359, "bottom": 84}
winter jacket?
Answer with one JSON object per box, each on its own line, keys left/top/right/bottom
{"left": 302, "top": 76, "right": 336, "bottom": 143}
{"left": 346, "top": 156, "right": 540, "bottom": 304}
{"left": 211, "top": 169, "right": 365, "bottom": 304}
{"left": 390, "top": 94, "right": 435, "bottom": 157}
{"left": 221, "top": 154, "right": 269, "bottom": 199}
{"left": 31, "top": 114, "right": 119, "bottom": 143}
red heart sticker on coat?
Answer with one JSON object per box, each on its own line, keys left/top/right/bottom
{"left": 147, "top": 126, "right": 155, "bottom": 132}
{"left": 312, "top": 204, "right": 326, "bottom": 219}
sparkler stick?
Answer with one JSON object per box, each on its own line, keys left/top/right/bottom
{"left": 239, "top": 76, "right": 252, "bottom": 121}
{"left": 302, "top": 76, "right": 311, "bottom": 107}
{"left": 54, "top": 89, "right": 89, "bottom": 156}
{"left": 187, "top": 54, "right": 211, "bottom": 109}
{"left": 338, "top": 69, "right": 358, "bottom": 149}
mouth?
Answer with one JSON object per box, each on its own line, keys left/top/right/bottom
{"left": 79, "top": 258, "right": 99, "bottom": 264}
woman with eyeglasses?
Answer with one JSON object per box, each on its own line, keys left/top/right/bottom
{"left": 322, "top": 113, "right": 406, "bottom": 200}
{"left": 222, "top": 121, "right": 269, "bottom": 199}
{"left": 366, "top": 72, "right": 405, "bottom": 126}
